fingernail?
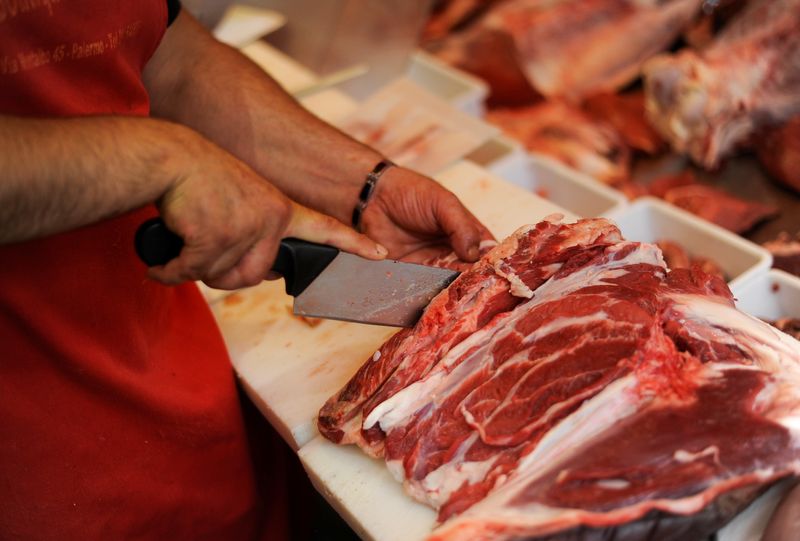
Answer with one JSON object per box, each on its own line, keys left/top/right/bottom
{"left": 467, "top": 245, "right": 480, "bottom": 261}
{"left": 376, "top": 244, "right": 388, "bottom": 257}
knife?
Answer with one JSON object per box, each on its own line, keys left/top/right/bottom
{"left": 134, "top": 218, "right": 459, "bottom": 327}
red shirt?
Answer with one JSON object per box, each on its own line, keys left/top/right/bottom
{"left": 0, "top": 3, "right": 267, "bottom": 539}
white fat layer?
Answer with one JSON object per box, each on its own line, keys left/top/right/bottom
{"left": 455, "top": 375, "right": 642, "bottom": 521}
{"left": 673, "top": 445, "right": 720, "bottom": 465}
{"left": 372, "top": 350, "right": 382, "bottom": 362}
{"left": 594, "top": 479, "right": 631, "bottom": 490}
{"left": 432, "top": 465, "right": 796, "bottom": 541}
{"left": 421, "top": 437, "right": 498, "bottom": 508}
{"left": 366, "top": 243, "right": 663, "bottom": 434}
{"left": 669, "top": 294, "right": 800, "bottom": 442}
{"left": 386, "top": 459, "right": 405, "bottom": 484}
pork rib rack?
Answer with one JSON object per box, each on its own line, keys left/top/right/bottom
{"left": 318, "top": 217, "right": 800, "bottom": 540}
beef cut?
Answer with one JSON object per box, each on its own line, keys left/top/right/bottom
{"left": 644, "top": 0, "right": 800, "bottom": 168}
{"left": 319, "top": 217, "right": 800, "bottom": 540}
{"left": 429, "top": 0, "right": 701, "bottom": 104}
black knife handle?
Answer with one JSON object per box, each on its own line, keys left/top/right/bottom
{"left": 134, "top": 217, "right": 339, "bottom": 297}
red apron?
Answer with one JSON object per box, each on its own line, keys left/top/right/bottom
{"left": 0, "top": 3, "right": 273, "bottom": 539}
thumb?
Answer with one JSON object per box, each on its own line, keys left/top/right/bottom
{"left": 436, "top": 192, "right": 494, "bottom": 262}
{"left": 286, "top": 203, "right": 388, "bottom": 260}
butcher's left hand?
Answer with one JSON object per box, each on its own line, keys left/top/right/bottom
{"left": 360, "top": 166, "right": 493, "bottom": 264}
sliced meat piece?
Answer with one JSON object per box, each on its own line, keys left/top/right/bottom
{"left": 486, "top": 101, "right": 631, "bottom": 185}
{"left": 319, "top": 217, "right": 800, "bottom": 540}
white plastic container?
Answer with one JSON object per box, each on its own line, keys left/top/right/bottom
{"left": 406, "top": 50, "right": 489, "bottom": 118}
{"left": 477, "top": 151, "right": 628, "bottom": 218}
{"left": 731, "top": 269, "right": 800, "bottom": 320}
{"left": 605, "top": 197, "right": 772, "bottom": 288}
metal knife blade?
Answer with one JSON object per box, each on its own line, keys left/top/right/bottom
{"left": 293, "top": 253, "right": 459, "bottom": 327}
{"left": 134, "top": 218, "right": 460, "bottom": 328}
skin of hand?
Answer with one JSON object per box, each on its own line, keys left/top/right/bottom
{"left": 143, "top": 12, "right": 493, "bottom": 267}
{"left": 360, "top": 166, "right": 494, "bottom": 263}
{"left": 147, "top": 134, "right": 387, "bottom": 290}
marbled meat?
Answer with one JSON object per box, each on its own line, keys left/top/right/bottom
{"left": 318, "top": 217, "right": 800, "bottom": 540}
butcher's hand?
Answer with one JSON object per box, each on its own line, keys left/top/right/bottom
{"left": 147, "top": 138, "right": 387, "bottom": 290}
{"left": 360, "top": 166, "right": 493, "bottom": 264}
{"left": 763, "top": 481, "right": 800, "bottom": 541}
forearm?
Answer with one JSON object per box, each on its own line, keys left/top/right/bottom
{"left": 0, "top": 114, "right": 189, "bottom": 243}
{"left": 143, "top": 12, "right": 381, "bottom": 224}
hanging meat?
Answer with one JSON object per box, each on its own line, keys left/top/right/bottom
{"left": 643, "top": 0, "right": 800, "bottom": 169}
{"left": 429, "top": 0, "right": 703, "bottom": 105}
{"left": 319, "top": 217, "right": 800, "bottom": 540}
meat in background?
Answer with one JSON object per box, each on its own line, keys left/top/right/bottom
{"left": 763, "top": 232, "right": 800, "bottom": 277}
{"left": 486, "top": 101, "right": 630, "bottom": 185}
{"left": 625, "top": 171, "right": 778, "bottom": 234}
{"left": 426, "top": 0, "right": 702, "bottom": 105}
{"left": 644, "top": 0, "right": 800, "bottom": 168}
{"left": 757, "top": 116, "right": 800, "bottom": 194}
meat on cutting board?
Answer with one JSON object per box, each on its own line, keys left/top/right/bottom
{"left": 486, "top": 101, "right": 630, "bottom": 185}
{"left": 431, "top": 0, "right": 702, "bottom": 103}
{"left": 318, "top": 217, "right": 800, "bottom": 540}
{"left": 644, "top": 0, "right": 800, "bottom": 168}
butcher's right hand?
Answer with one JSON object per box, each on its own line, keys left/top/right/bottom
{"left": 147, "top": 134, "right": 387, "bottom": 290}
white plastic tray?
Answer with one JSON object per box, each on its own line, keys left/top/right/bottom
{"left": 406, "top": 50, "right": 489, "bottom": 118}
{"left": 731, "top": 269, "right": 800, "bottom": 320}
{"left": 474, "top": 151, "right": 628, "bottom": 218}
{"left": 605, "top": 197, "right": 772, "bottom": 288}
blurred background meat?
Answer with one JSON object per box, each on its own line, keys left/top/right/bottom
{"left": 583, "top": 91, "right": 665, "bottom": 154}
{"left": 656, "top": 238, "right": 726, "bottom": 280}
{"left": 763, "top": 233, "right": 800, "bottom": 277}
{"left": 427, "top": 0, "right": 703, "bottom": 105}
{"left": 643, "top": 0, "right": 800, "bottom": 168}
{"left": 757, "top": 116, "right": 800, "bottom": 194}
{"left": 486, "top": 101, "right": 630, "bottom": 184}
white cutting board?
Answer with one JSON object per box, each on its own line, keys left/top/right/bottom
{"left": 210, "top": 160, "right": 575, "bottom": 450}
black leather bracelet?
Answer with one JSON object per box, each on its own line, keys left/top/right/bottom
{"left": 351, "top": 159, "right": 394, "bottom": 232}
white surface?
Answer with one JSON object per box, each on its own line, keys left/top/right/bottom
{"left": 337, "top": 79, "right": 498, "bottom": 176}
{"left": 605, "top": 197, "right": 772, "bottom": 289}
{"left": 406, "top": 51, "right": 488, "bottom": 118}
{"left": 731, "top": 269, "right": 800, "bottom": 320}
{"left": 465, "top": 134, "right": 526, "bottom": 178}
{"left": 299, "top": 436, "right": 436, "bottom": 541}
{"left": 486, "top": 153, "right": 628, "bottom": 219}
{"left": 240, "top": 40, "right": 318, "bottom": 93}
{"left": 211, "top": 160, "right": 576, "bottom": 451}
{"left": 212, "top": 5, "right": 285, "bottom": 48}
